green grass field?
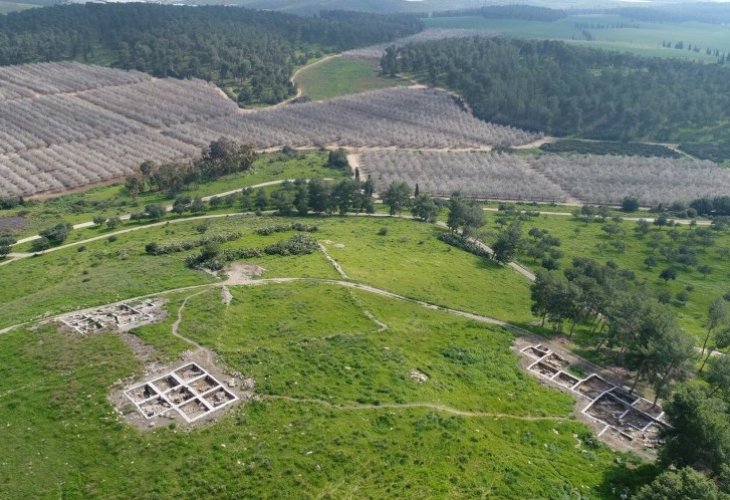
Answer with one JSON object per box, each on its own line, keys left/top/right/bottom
{"left": 0, "top": 282, "right": 651, "bottom": 498}
{"left": 424, "top": 15, "right": 730, "bottom": 62}
{"left": 0, "top": 214, "right": 532, "bottom": 330}
{"left": 294, "top": 56, "right": 405, "bottom": 101}
{"left": 4, "top": 150, "right": 718, "bottom": 496}
{"left": 482, "top": 209, "right": 730, "bottom": 339}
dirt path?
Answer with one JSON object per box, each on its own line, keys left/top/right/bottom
{"left": 511, "top": 136, "right": 556, "bottom": 150}
{"left": 12, "top": 179, "right": 297, "bottom": 247}
{"left": 171, "top": 291, "right": 207, "bottom": 350}
{"left": 318, "top": 243, "right": 349, "bottom": 279}
{"left": 261, "top": 394, "right": 571, "bottom": 421}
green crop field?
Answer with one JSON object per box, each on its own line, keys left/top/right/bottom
{"left": 294, "top": 56, "right": 405, "bottom": 101}
{"left": 424, "top": 15, "right": 730, "bottom": 62}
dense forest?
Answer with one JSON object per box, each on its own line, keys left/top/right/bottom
{"left": 0, "top": 4, "right": 422, "bottom": 104}
{"left": 383, "top": 37, "right": 730, "bottom": 145}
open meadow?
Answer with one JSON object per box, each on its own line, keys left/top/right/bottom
{"left": 0, "top": 280, "right": 646, "bottom": 498}
{"left": 293, "top": 57, "right": 405, "bottom": 101}
{"left": 483, "top": 207, "right": 730, "bottom": 339}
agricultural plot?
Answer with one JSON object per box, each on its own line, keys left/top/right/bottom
{"left": 341, "top": 28, "right": 491, "bottom": 60}
{"left": 360, "top": 150, "right": 730, "bottom": 205}
{"left": 529, "top": 154, "right": 730, "bottom": 205}
{"left": 0, "top": 61, "right": 539, "bottom": 198}
{"left": 164, "top": 87, "right": 541, "bottom": 150}
{"left": 0, "top": 64, "right": 236, "bottom": 197}
{"left": 359, "top": 150, "right": 569, "bottom": 201}
{"left": 0, "top": 61, "right": 152, "bottom": 98}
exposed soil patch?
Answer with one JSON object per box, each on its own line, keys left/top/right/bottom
{"left": 224, "top": 262, "right": 264, "bottom": 285}
{"left": 0, "top": 215, "right": 26, "bottom": 232}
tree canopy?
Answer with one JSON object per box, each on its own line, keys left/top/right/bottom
{"left": 0, "top": 4, "right": 422, "bottom": 104}
{"left": 386, "top": 37, "right": 730, "bottom": 144}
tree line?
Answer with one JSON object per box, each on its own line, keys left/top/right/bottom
{"left": 383, "top": 37, "right": 730, "bottom": 145}
{"left": 0, "top": 4, "right": 422, "bottom": 104}
{"left": 125, "top": 138, "right": 257, "bottom": 199}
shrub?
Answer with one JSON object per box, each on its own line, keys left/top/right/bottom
{"left": 254, "top": 224, "right": 318, "bottom": 236}
{"left": 378, "top": 226, "right": 388, "bottom": 236}
{"left": 621, "top": 196, "right": 640, "bottom": 212}
{"left": 39, "top": 223, "right": 72, "bottom": 245}
{"left": 31, "top": 237, "right": 51, "bottom": 252}
{"left": 145, "top": 232, "right": 242, "bottom": 256}
{"left": 437, "top": 233, "right": 491, "bottom": 258}
{"left": 328, "top": 148, "right": 349, "bottom": 169}
{"left": 107, "top": 217, "right": 122, "bottom": 229}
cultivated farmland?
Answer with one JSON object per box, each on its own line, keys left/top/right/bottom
{"left": 530, "top": 154, "right": 730, "bottom": 205}
{"left": 164, "top": 87, "right": 540, "bottom": 150}
{"left": 360, "top": 150, "right": 570, "bottom": 202}
{"left": 360, "top": 150, "right": 730, "bottom": 205}
{"left": 0, "top": 62, "right": 539, "bottom": 198}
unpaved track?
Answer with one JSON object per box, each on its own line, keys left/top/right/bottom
{"left": 12, "top": 179, "right": 296, "bottom": 246}
{"left": 0, "top": 276, "right": 525, "bottom": 338}
{"left": 171, "top": 291, "right": 207, "bottom": 350}
{"left": 261, "top": 394, "right": 571, "bottom": 421}
{"left": 318, "top": 243, "right": 349, "bottom": 279}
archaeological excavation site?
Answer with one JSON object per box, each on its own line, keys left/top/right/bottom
{"left": 519, "top": 343, "right": 667, "bottom": 454}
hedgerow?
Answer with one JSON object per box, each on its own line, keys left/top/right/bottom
{"left": 254, "top": 223, "right": 319, "bottom": 236}
{"left": 145, "top": 232, "right": 242, "bottom": 256}
{"left": 437, "top": 232, "right": 491, "bottom": 258}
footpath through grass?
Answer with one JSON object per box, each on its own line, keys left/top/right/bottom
{"left": 0, "top": 282, "right": 651, "bottom": 498}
